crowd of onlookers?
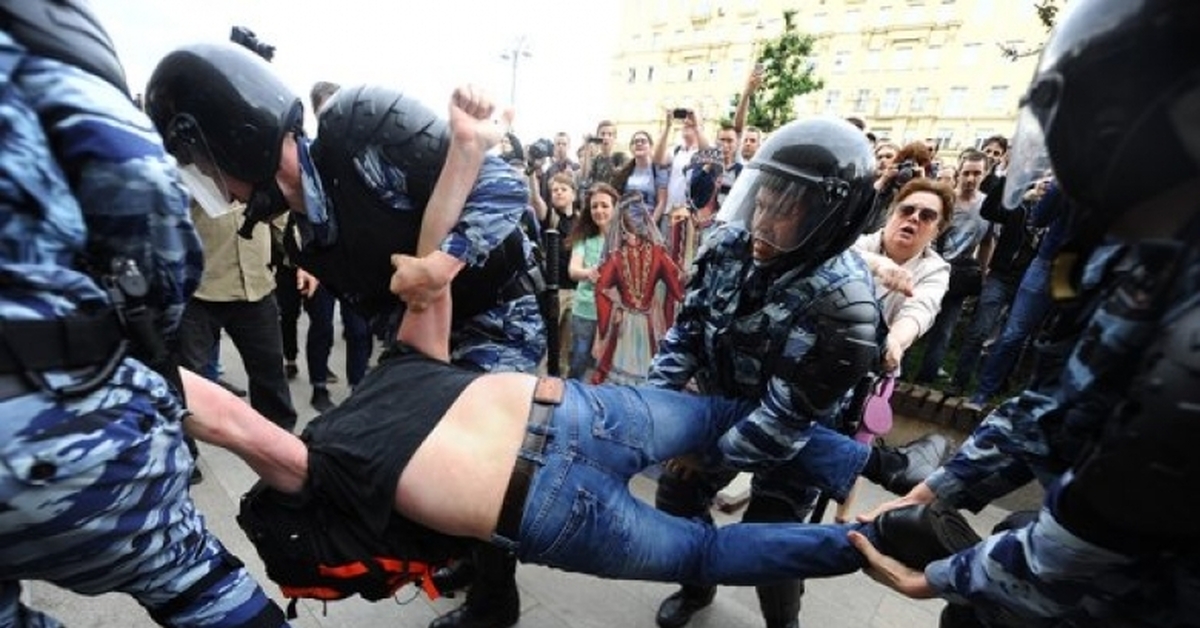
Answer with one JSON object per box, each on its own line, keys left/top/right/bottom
{"left": 501, "top": 98, "right": 1063, "bottom": 420}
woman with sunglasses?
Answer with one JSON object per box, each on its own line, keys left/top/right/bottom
{"left": 835, "top": 179, "right": 955, "bottom": 520}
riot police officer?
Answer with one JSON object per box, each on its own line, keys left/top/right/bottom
{"left": 145, "top": 43, "right": 546, "bottom": 628}
{"left": 0, "top": 1, "right": 288, "bottom": 625}
{"left": 647, "top": 117, "right": 952, "bottom": 628}
{"left": 849, "top": 0, "right": 1200, "bottom": 625}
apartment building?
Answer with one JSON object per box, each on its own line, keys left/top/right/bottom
{"left": 609, "top": 0, "right": 1047, "bottom": 155}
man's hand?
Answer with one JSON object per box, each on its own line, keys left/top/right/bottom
{"left": 296, "top": 268, "right": 320, "bottom": 298}
{"left": 390, "top": 252, "right": 457, "bottom": 311}
{"left": 448, "top": 84, "right": 512, "bottom": 155}
{"left": 846, "top": 531, "right": 937, "bottom": 599}
{"left": 855, "top": 481, "right": 937, "bottom": 523}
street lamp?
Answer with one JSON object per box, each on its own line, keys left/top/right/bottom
{"left": 500, "top": 36, "right": 533, "bottom": 110}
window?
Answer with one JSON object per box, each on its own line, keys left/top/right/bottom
{"left": 833, "top": 50, "right": 851, "bottom": 73}
{"left": 961, "top": 43, "right": 981, "bottom": 66}
{"left": 911, "top": 87, "right": 930, "bottom": 112}
{"left": 865, "top": 49, "right": 881, "bottom": 71}
{"left": 944, "top": 86, "right": 968, "bottom": 116}
{"left": 823, "top": 90, "right": 842, "bottom": 115}
{"left": 812, "top": 12, "right": 827, "bottom": 32}
{"left": 924, "top": 44, "right": 942, "bottom": 69}
{"left": 878, "top": 5, "right": 893, "bottom": 27}
{"left": 647, "top": 66, "right": 655, "bottom": 83}
{"left": 881, "top": 88, "right": 901, "bottom": 115}
{"left": 935, "top": 128, "right": 955, "bottom": 150}
{"left": 627, "top": 67, "right": 637, "bottom": 84}
{"left": 845, "top": 10, "right": 861, "bottom": 32}
{"left": 853, "top": 89, "right": 872, "bottom": 112}
{"left": 893, "top": 46, "right": 913, "bottom": 70}
{"left": 987, "top": 85, "right": 1009, "bottom": 111}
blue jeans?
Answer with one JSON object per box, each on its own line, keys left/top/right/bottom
{"left": 504, "top": 381, "right": 875, "bottom": 585}
{"left": 567, "top": 315, "right": 598, "bottom": 380}
{"left": 973, "top": 258, "right": 1054, "bottom": 402}
{"left": 912, "top": 293, "right": 967, "bottom": 383}
{"left": 951, "top": 275, "right": 1020, "bottom": 392}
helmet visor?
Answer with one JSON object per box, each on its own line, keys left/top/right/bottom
{"left": 163, "top": 115, "right": 234, "bottom": 218}
{"left": 1004, "top": 90, "right": 1057, "bottom": 209}
{"left": 717, "top": 168, "right": 821, "bottom": 255}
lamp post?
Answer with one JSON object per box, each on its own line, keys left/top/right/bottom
{"left": 500, "top": 36, "right": 532, "bottom": 110}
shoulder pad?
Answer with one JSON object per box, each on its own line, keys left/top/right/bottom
{"left": 1, "top": 0, "right": 127, "bottom": 95}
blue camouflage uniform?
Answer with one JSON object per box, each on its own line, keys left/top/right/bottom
{"left": 649, "top": 224, "right": 880, "bottom": 506}
{"left": 0, "top": 33, "right": 287, "bottom": 627}
{"left": 923, "top": 244, "right": 1200, "bottom": 627}
{"left": 299, "top": 143, "right": 544, "bottom": 374}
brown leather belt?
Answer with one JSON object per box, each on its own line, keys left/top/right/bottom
{"left": 495, "top": 376, "right": 564, "bottom": 541}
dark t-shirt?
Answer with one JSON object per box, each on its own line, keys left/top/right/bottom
{"left": 303, "top": 344, "right": 482, "bottom": 536}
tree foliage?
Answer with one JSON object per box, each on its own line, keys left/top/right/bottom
{"left": 1000, "top": 0, "right": 1066, "bottom": 60}
{"left": 737, "top": 10, "right": 823, "bottom": 132}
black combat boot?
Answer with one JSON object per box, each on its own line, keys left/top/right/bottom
{"left": 656, "top": 585, "right": 716, "bottom": 628}
{"left": 430, "top": 545, "right": 519, "bottom": 628}
{"left": 756, "top": 581, "right": 802, "bottom": 628}
{"left": 745, "top": 492, "right": 808, "bottom": 628}
{"left": 874, "top": 433, "right": 951, "bottom": 495}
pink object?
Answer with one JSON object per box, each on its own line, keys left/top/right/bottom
{"left": 854, "top": 376, "right": 895, "bottom": 444}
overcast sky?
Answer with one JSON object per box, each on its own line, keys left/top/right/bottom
{"left": 95, "top": 0, "right": 620, "bottom": 143}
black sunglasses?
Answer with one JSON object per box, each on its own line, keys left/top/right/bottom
{"left": 896, "top": 204, "right": 941, "bottom": 224}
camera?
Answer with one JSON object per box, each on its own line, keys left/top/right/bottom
{"left": 892, "top": 159, "right": 918, "bottom": 188}
{"left": 672, "top": 108, "right": 691, "bottom": 120}
{"left": 527, "top": 138, "right": 554, "bottom": 163}
{"left": 586, "top": 135, "right": 604, "bottom": 145}
{"left": 230, "top": 26, "right": 275, "bottom": 62}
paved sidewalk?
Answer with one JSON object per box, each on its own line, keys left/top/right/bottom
{"left": 23, "top": 316, "right": 1038, "bottom": 627}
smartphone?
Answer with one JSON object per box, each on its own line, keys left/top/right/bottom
{"left": 672, "top": 108, "right": 690, "bottom": 120}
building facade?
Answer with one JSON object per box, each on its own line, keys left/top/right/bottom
{"left": 609, "top": 0, "right": 1047, "bottom": 155}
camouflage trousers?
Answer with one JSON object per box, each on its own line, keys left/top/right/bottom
{"left": 0, "top": 360, "right": 286, "bottom": 627}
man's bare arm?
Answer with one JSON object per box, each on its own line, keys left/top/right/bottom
{"left": 181, "top": 368, "right": 308, "bottom": 493}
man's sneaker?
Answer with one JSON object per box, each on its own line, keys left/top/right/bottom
{"left": 877, "top": 433, "right": 952, "bottom": 496}
{"left": 874, "top": 501, "right": 981, "bottom": 569}
{"left": 310, "top": 387, "right": 335, "bottom": 413}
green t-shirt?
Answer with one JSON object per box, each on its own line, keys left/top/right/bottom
{"left": 572, "top": 235, "right": 605, "bottom": 321}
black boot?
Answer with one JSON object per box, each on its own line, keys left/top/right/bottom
{"left": 874, "top": 434, "right": 951, "bottom": 495}
{"left": 430, "top": 546, "right": 519, "bottom": 628}
{"left": 874, "top": 502, "right": 981, "bottom": 570}
{"left": 656, "top": 585, "right": 716, "bottom": 628}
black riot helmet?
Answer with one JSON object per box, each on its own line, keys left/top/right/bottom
{"left": 145, "top": 42, "right": 302, "bottom": 230}
{"left": 1004, "top": 0, "right": 1200, "bottom": 243}
{"left": 716, "top": 116, "right": 877, "bottom": 268}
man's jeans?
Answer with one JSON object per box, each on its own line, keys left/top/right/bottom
{"left": 951, "top": 275, "right": 1020, "bottom": 392}
{"left": 974, "top": 258, "right": 1054, "bottom": 403}
{"left": 504, "top": 381, "right": 874, "bottom": 585}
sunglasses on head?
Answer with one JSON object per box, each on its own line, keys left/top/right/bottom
{"left": 896, "top": 204, "right": 941, "bottom": 224}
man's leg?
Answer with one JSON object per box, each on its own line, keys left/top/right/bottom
{"left": 950, "top": 277, "right": 1015, "bottom": 394}
{"left": 652, "top": 466, "right": 731, "bottom": 628}
{"left": 339, "top": 300, "right": 372, "bottom": 389}
{"left": 224, "top": 296, "right": 298, "bottom": 432}
{"left": 972, "top": 259, "right": 1053, "bottom": 404}
{"left": 914, "top": 295, "right": 966, "bottom": 384}
{"left": 303, "top": 286, "right": 337, "bottom": 412}
{"left": 275, "top": 264, "right": 302, "bottom": 379}
{"left": 744, "top": 476, "right": 823, "bottom": 628}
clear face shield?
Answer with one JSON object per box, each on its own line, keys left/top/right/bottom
{"left": 1003, "top": 76, "right": 1059, "bottom": 209}
{"left": 163, "top": 115, "right": 236, "bottom": 218}
{"left": 716, "top": 169, "right": 818, "bottom": 259}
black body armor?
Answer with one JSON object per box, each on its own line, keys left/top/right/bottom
{"left": 297, "top": 84, "right": 529, "bottom": 324}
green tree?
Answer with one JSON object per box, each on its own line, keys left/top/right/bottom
{"left": 1000, "top": 1, "right": 1066, "bottom": 60}
{"left": 733, "top": 10, "right": 823, "bottom": 132}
